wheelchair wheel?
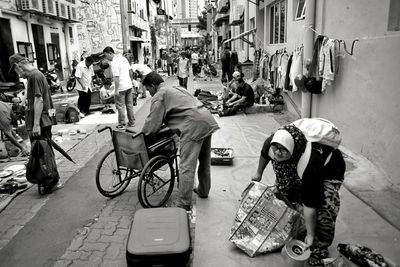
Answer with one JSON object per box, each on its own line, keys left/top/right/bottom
{"left": 96, "top": 149, "right": 131, "bottom": 197}
{"left": 138, "top": 155, "right": 175, "bottom": 208}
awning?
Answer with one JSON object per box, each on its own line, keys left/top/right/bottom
{"left": 213, "top": 13, "right": 229, "bottom": 26}
{"left": 129, "top": 36, "right": 145, "bottom": 42}
{"left": 223, "top": 28, "right": 256, "bottom": 44}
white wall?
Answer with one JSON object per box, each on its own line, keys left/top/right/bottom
{"left": 261, "top": 0, "right": 400, "bottom": 186}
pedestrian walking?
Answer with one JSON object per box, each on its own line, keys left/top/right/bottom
{"left": 103, "top": 47, "right": 135, "bottom": 130}
{"left": 221, "top": 46, "right": 231, "bottom": 81}
{"left": 141, "top": 71, "right": 219, "bottom": 211}
{"left": 166, "top": 48, "right": 176, "bottom": 76}
{"left": 177, "top": 52, "right": 190, "bottom": 89}
{"left": 75, "top": 56, "right": 95, "bottom": 117}
{"left": 191, "top": 49, "right": 199, "bottom": 77}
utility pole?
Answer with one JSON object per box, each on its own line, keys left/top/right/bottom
{"left": 120, "top": 0, "right": 129, "bottom": 52}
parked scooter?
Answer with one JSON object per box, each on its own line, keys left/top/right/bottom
{"left": 41, "top": 68, "right": 63, "bottom": 93}
{"left": 66, "top": 60, "right": 78, "bottom": 92}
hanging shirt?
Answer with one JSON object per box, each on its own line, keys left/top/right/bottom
{"left": 319, "top": 38, "right": 338, "bottom": 92}
{"left": 289, "top": 50, "right": 303, "bottom": 92}
{"left": 141, "top": 85, "right": 219, "bottom": 144}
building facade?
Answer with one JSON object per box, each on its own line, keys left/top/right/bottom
{"left": 172, "top": 0, "right": 201, "bottom": 48}
{"left": 0, "top": 0, "right": 79, "bottom": 81}
{"left": 212, "top": 0, "right": 400, "bottom": 188}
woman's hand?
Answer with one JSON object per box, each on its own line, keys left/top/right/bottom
{"left": 304, "top": 233, "right": 314, "bottom": 249}
{"left": 251, "top": 173, "right": 262, "bottom": 182}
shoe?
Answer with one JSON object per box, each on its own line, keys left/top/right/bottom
{"left": 116, "top": 125, "right": 126, "bottom": 130}
{"left": 218, "top": 110, "right": 228, "bottom": 117}
{"left": 79, "top": 112, "right": 85, "bottom": 118}
{"left": 193, "top": 188, "right": 208, "bottom": 199}
{"left": 15, "top": 134, "right": 23, "bottom": 143}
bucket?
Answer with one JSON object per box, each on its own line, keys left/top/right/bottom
{"left": 281, "top": 239, "right": 311, "bottom": 267}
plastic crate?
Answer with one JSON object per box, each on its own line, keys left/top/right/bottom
{"left": 211, "top": 148, "right": 234, "bottom": 165}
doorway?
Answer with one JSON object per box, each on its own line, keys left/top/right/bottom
{"left": 51, "top": 32, "right": 63, "bottom": 79}
{"left": 0, "top": 18, "right": 17, "bottom": 82}
{"left": 31, "top": 24, "right": 47, "bottom": 71}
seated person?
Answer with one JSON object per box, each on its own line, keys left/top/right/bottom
{"left": 0, "top": 101, "right": 29, "bottom": 157}
{"left": 219, "top": 78, "right": 254, "bottom": 117}
{"left": 99, "top": 80, "right": 115, "bottom": 113}
{"left": 222, "top": 71, "right": 241, "bottom": 102}
{"left": 130, "top": 63, "right": 152, "bottom": 98}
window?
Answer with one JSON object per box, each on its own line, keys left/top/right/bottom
{"left": 188, "top": 24, "right": 191, "bottom": 31}
{"left": 47, "top": 44, "right": 57, "bottom": 63}
{"left": 388, "top": 0, "right": 400, "bottom": 31}
{"left": 295, "top": 0, "right": 305, "bottom": 20}
{"left": 69, "top": 26, "right": 74, "bottom": 44}
{"left": 47, "top": 0, "right": 54, "bottom": 13}
{"left": 17, "top": 42, "right": 35, "bottom": 62}
{"left": 269, "top": 0, "right": 286, "bottom": 44}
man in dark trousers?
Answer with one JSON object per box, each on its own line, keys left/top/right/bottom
{"left": 221, "top": 46, "right": 231, "bottom": 81}
{"left": 141, "top": 71, "right": 220, "bottom": 211}
{"left": 75, "top": 56, "right": 95, "bottom": 117}
{"left": 9, "top": 54, "right": 62, "bottom": 191}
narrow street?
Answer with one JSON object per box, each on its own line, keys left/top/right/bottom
{"left": 0, "top": 75, "right": 399, "bottom": 267}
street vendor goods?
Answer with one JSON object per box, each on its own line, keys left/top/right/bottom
{"left": 211, "top": 148, "right": 234, "bottom": 165}
{"left": 229, "top": 181, "right": 301, "bottom": 257}
{"left": 126, "top": 207, "right": 191, "bottom": 267}
{"left": 337, "top": 243, "right": 391, "bottom": 267}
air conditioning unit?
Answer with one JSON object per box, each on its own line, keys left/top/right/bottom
{"left": 42, "top": 0, "right": 57, "bottom": 16}
{"left": 19, "top": 0, "right": 43, "bottom": 13}
{"left": 67, "top": 6, "right": 78, "bottom": 21}
{"left": 56, "top": 1, "right": 68, "bottom": 19}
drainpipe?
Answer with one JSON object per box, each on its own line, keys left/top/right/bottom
{"left": 301, "top": 0, "right": 316, "bottom": 118}
{"left": 245, "top": 0, "right": 249, "bottom": 61}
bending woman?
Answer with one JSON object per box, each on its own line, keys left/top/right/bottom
{"left": 251, "top": 124, "right": 346, "bottom": 266}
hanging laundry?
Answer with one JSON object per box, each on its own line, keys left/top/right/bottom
{"left": 278, "top": 53, "right": 289, "bottom": 89}
{"left": 308, "top": 35, "right": 325, "bottom": 80}
{"left": 319, "top": 38, "right": 338, "bottom": 93}
{"left": 284, "top": 54, "right": 293, "bottom": 91}
{"left": 289, "top": 49, "right": 303, "bottom": 92}
{"left": 253, "top": 49, "right": 262, "bottom": 80}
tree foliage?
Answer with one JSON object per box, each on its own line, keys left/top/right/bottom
{"left": 196, "top": 9, "right": 207, "bottom": 30}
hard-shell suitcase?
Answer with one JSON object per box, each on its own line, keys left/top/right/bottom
{"left": 126, "top": 207, "right": 191, "bottom": 267}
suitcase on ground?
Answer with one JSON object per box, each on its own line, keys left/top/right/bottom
{"left": 126, "top": 207, "right": 191, "bottom": 267}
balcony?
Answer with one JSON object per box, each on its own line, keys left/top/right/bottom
{"left": 18, "top": 0, "right": 43, "bottom": 14}
{"left": 17, "top": 0, "right": 79, "bottom": 22}
{"left": 217, "top": 0, "right": 229, "bottom": 14}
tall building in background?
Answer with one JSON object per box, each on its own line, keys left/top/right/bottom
{"left": 176, "top": 0, "right": 198, "bottom": 19}
{"left": 172, "top": 0, "right": 201, "bottom": 48}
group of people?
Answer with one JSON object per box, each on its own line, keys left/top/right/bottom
{"left": 74, "top": 47, "right": 154, "bottom": 129}
{"left": 6, "top": 47, "right": 346, "bottom": 266}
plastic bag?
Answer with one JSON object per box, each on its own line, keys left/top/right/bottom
{"left": 229, "top": 182, "right": 301, "bottom": 257}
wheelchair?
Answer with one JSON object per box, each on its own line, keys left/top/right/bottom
{"left": 96, "top": 126, "right": 179, "bottom": 208}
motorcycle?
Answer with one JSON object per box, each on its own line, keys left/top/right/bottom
{"left": 41, "top": 68, "right": 63, "bottom": 93}
{"left": 66, "top": 60, "right": 78, "bottom": 92}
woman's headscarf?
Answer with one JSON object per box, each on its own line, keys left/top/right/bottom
{"left": 270, "top": 124, "right": 307, "bottom": 202}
